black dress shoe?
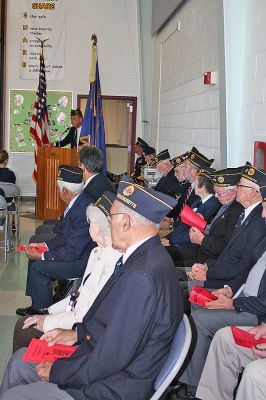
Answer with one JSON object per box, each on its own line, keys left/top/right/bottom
{"left": 16, "top": 306, "right": 48, "bottom": 316}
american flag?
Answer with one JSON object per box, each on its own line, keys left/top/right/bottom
{"left": 30, "top": 52, "right": 50, "bottom": 181}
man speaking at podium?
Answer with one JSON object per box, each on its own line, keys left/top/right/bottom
{"left": 49, "top": 109, "right": 83, "bottom": 149}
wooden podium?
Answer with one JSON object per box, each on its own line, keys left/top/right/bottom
{"left": 36, "top": 147, "right": 79, "bottom": 220}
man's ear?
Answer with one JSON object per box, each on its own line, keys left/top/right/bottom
{"left": 121, "top": 214, "right": 131, "bottom": 232}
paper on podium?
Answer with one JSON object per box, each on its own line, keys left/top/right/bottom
{"left": 189, "top": 285, "right": 218, "bottom": 307}
{"left": 22, "top": 338, "right": 77, "bottom": 363}
{"left": 231, "top": 326, "right": 266, "bottom": 348}
{"left": 16, "top": 244, "right": 47, "bottom": 253}
{"left": 180, "top": 204, "right": 207, "bottom": 232}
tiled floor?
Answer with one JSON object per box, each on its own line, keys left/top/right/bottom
{"left": 0, "top": 200, "right": 42, "bottom": 380}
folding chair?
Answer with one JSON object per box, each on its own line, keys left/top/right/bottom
{"left": 150, "top": 314, "right": 192, "bottom": 400}
{"left": 0, "top": 195, "right": 9, "bottom": 262}
{"left": 0, "top": 182, "right": 21, "bottom": 241}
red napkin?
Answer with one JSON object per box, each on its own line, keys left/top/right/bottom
{"left": 231, "top": 326, "right": 266, "bottom": 348}
{"left": 16, "top": 244, "right": 47, "bottom": 253}
{"left": 189, "top": 285, "right": 218, "bottom": 307}
{"left": 22, "top": 338, "right": 77, "bottom": 363}
{"left": 180, "top": 204, "right": 207, "bottom": 232}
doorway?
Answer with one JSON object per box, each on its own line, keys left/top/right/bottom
{"left": 77, "top": 95, "right": 137, "bottom": 175}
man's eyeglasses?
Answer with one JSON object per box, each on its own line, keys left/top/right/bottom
{"left": 107, "top": 212, "right": 126, "bottom": 223}
{"left": 237, "top": 184, "right": 256, "bottom": 190}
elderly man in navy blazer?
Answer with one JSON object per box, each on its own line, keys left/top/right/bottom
{"left": 1, "top": 176, "right": 183, "bottom": 400}
{"left": 16, "top": 148, "right": 115, "bottom": 317}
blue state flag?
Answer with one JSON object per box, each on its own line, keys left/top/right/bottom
{"left": 80, "top": 39, "right": 107, "bottom": 174}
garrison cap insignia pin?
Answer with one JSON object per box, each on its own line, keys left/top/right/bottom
{"left": 123, "top": 185, "right": 135, "bottom": 196}
{"left": 218, "top": 176, "right": 224, "bottom": 183}
{"left": 248, "top": 168, "right": 255, "bottom": 176}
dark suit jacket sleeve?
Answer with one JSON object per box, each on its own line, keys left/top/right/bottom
{"left": 200, "top": 202, "right": 243, "bottom": 257}
{"left": 50, "top": 272, "right": 157, "bottom": 387}
{"left": 44, "top": 198, "right": 90, "bottom": 261}
{"left": 233, "top": 273, "right": 266, "bottom": 318}
{"left": 55, "top": 129, "right": 73, "bottom": 148}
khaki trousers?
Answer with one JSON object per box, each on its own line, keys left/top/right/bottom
{"left": 196, "top": 326, "right": 266, "bottom": 400}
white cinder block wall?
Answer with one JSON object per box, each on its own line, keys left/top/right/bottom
{"left": 151, "top": 0, "right": 221, "bottom": 167}
{"left": 239, "top": 0, "right": 266, "bottom": 164}
{"left": 5, "top": 0, "right": 142, "bottom": 196}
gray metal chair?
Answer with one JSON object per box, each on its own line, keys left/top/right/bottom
{"left": 0, "top": 195, "right": 9, "bottom": 262}
{"left": 149, "top": 314, "right": 192, "bottom": 400}
{"left": 0, "top": 182, "right": 21, "bottom": 241}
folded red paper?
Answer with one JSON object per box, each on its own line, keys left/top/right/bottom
{"left": 22, "top": 338, "right": 77, "bottom": 363}
{"left": 189, "top": 285, "right": 218, "bottom": 307}
{"left": 16, "top": 244, "right": 47, "bottom": 253}
{"left": 231, "top": 326, "right": 266, "bottom": 348}
{"left": 180, "top": 204, "right": 207, "bottom": 232}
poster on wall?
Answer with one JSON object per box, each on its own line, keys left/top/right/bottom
{"left": 10, "top": 89, "right": 73, "bottom": 152}
{"left": 20, "top": 0, "right": 65, "bottom": 80}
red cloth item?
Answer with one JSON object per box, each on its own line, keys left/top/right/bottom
{"left": 180, "top": 204, "right": 207, "bottom": 232}
{"left": 22, "top": 338, "right": 77, "bottom": 363}
{"left": 231, "top": 326, "right": 266, "bottom": 348}
{"left": 16, "top": 244, "right": 47, "bottom": 253}
{"left": 189, "top": 285, "right": 218, "bottom": 307}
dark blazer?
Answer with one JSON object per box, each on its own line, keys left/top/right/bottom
{"left": 233, "top": 238, "right": 266, "bottom": 324}
{"left": 154, "top": 167, "right": 182, "bottom": 198}
{"left": 198, "top": 200, "right": 244, "bottom": 261}
{"left": 44, "top": 189, "right": 95, "bottom": 262}
{"left": 133, "top": 154, "right": 146, "bottom": 177}
{"left": 83, "top": 173, "right": 116, "bottom": 201}
{"left": 205, "top": 203, "right": 266, "bottom": 289}
{"left": 168, "top": 195, "right": 220, "bottom": 246}
{"left": 55, "top": 127, "right": 81, "bottom": 148}
{"left": 50, "top": 235, "right": 183, "bottom": 400}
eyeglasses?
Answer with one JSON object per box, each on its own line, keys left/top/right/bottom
{"left": 107, "top": 212, "right": 126, "bottom": 223}
{"left": 237, "top": 184, "right": 255, "bottom": 190}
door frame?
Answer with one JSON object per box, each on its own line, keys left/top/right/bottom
{"left": 77, "top": 94, "right": 137, "bottom": 173}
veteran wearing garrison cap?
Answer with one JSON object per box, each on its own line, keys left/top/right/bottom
{"left": 1, "top": 176, "right": 183, "bottom": 400}
{"left": 132, "top": 136, "right": 149, "bottom": 179}
{"left": 154, "top": 149, "right": 185, "bottom": 197}
{"left": 16, "top": 164, "right": 98, "bottom": 317}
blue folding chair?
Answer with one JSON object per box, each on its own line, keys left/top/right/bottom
{"left": 150, "top": 314, "right": 192, "bottom": 400}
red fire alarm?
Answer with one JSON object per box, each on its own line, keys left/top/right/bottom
{"left": 204, "top": 71, "right": 217, "bottom": 85}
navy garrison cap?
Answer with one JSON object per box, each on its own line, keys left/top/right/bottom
{"left": 57, "top": 165, "right": 83, "bottom": 183}
{"left": 187, "top": 146, "right": 214, "bottom": 168}
{"left": 241, "top": 163, "right": 266, "bottom": 186}
{"left": 115, "top": 175, "right": 177, "bottom": 223}
{"left": 135, "top": 137, "right": 149, "bottom": 149}
{"left": 143, "top": 146, "right": 156, "bottom": 156}
{"left": 94, "top": 191, "right": 116, "bottom": 217}
{"left": 212, "top": 167, "right": 243, "bottom": 186}
{"left": 156, "top": 149, "right": 171, "bottom": 163}
{"left": 172, "top": 151, "right": 189, "bottom": 167}
{"left": 198, "top": 167, "right": 216, "bottom": 182}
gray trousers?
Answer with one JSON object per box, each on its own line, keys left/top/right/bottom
{"left": 179, "top": 308, "right": 258, "bottom": 393}
{"left": 196, "top": 326, "right": 266, "bottom": 400}
{"left": 0, "top": 348, "right": 74, "bottom": 400}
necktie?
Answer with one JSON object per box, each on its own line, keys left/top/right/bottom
{"left": 114, "top": 256, "right": 123, "bottom": 275}
{"left": 235, "top": 211, "right": 245, "bottom": 230}
{"left": 73, "top": 129, "right": 78, "bottom": 147}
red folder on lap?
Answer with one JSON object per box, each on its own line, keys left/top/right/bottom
{"left": 22, "top": 338, "right": 77, "bottom": 363}
{"left": 189, "top": 285, "right": 218, "bottom": 307}
{"left": 16, "top": 244, "right": 47, "bottom": 253}
{"left": 231, "top": 326, "right": 266, "bottom": 348}
{"left": 180, "top": 204, "right": 207, "bottom": 232}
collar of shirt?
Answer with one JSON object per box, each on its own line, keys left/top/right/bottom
{"left": 243, "top": 201, "right": 261, "bottom": 222}
{"left": 76, "top": 126, "right": 82, "bottom": 146}
{"left": 201, "top": 194, "right": 213, "bottom": 205}
{"left": 84, "top": 173, "right": 98, "bottom": 188}
{"left": 122, "top": 235, "right": 155, "bottom": 264}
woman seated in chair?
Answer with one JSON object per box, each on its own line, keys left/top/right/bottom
{"left": 12, "top": 191, "right": 122, "bottom": 352}
{"left": 0, "top": 150, "right": 17, "bottom": 232}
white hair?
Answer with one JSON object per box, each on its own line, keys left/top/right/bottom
{"left": 118, "top": 203, "right": 160, "bottom": 229}
{"left": 57, "top": 180, "right": 84, "bottom": 195}
{"left": 86, "top": 204, "right": 111, "bottom": 237}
